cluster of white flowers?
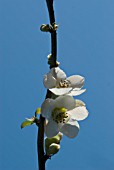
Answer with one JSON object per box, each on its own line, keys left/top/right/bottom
{"left": 41, "top": 67, "right": 88, "bottom": 138}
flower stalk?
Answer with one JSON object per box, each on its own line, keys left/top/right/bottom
{"left": 38, "top": 0, "right": 57, "bottom": 169}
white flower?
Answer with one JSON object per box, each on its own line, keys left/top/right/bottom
{"left": 41, "top": 95, "right": 88, "bottom": 138}
{"left": 43, "top": 67, "right": 86, "bottom": 96}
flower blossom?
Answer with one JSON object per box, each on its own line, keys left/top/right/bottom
{"left": 41, "top": 95, "right": 88, "bottom": 138}
{"left": 43, "top": 67, "right": 86, "bottom": 96}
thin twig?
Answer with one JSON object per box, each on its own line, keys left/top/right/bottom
{"left": 46, "top": 0, "right": 57, "bottom": 68}
{"left": 38, "top": 0, "right": 57, "bottom": 170}
{"left": 38, "top": 116, "right": 45, "bottom": 170}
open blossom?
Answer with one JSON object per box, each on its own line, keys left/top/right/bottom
{"left": 43, "top": 67, "right": 86, "bottom": 96}
{"left": 41, "top": 95, "right": 88, "bottom": 138}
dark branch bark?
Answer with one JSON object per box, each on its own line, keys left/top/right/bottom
{"left": 50, "top": 32, "right": 57, "bottom": 68}
{"left": 38, "top": 116, "right": 45, "bottom": 170}
{"left": 46, "top": 0, "right": 57, "bottom": 68}
{"left": 46, "top": 0, "right": 55, "bottom": 24}
{"left": 38, "top": 0, "right": 57, "bottom": 170}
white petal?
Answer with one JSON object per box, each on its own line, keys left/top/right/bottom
{"left": 68, "top": 89, "right": 86, "bottom": 96}
{"left": 75, "top": 100, "right": 86, "bottom": 107}
{"left": 54, "top": 95, "right": 76, "bottom": 110}
{"left": 45, "top": 119, "right": 59, "bottom": 138}
{"left": 67, "top": 106, "right": 88, "bottom": 121}
{"left": 73, "top": 87, "right": 86, "bottom": 91}
{"left": 50, "top": 67, "right": 66, "bottom": 80}
{"left": 41, "top": 99, "right": 55, "bottom": 119}
{"left": 49, "top": 87, "right": 72, "bottom": 95}
{"left": 60, "top": 119, "right": 80, "bottom": 138}
{"left": 67, "top": 75, "right": 85, "bottom": 88}
{"left": 55, "top": 67, "right": 66, "bottom": 81}
{"left": 43, "top": 73, "right": 57, "bottom": 89}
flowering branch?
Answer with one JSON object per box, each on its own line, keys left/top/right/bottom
{"left": 38, "top": 0, "right": 57, "bottom": 169}
{"left": 21, "top": 0, "right": 89, "bottom": 170}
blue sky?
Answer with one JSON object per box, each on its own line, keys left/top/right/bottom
{"left": 1, "top": 0, "right": 114, "bottom": 169}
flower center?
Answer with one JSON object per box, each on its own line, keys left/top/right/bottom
{"left": 58, "top": 79, "right": 71, "bottom": 88}
{"left": 52, "top": 107, "right": 69, "bottom": 124}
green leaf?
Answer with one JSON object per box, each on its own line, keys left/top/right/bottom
{"left": 35, "top": 108, "right": 41, "bottom": 115}
{"left": 21, "top": 117, "right": 35, "bottom": 129}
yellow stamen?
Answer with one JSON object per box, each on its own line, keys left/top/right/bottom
{"left": 52, "top": 107, "right": 69, "bottom": 124}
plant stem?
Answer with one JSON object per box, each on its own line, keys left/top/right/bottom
{"left": 46, "top": 0, "right": 57, "bottom": 68}
{"left": 38, "top": 0, "right": 57, "bottom": 170}
{"left": 38, "top": 115, "right": 45, "bottom": 170}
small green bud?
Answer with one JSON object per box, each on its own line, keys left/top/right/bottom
{"left": 45, "top": 135, "right": 60, "bottom": 149}
{"left": 52, "top": 23, "right": 59, "bottom": 31}
{"left": 47, "top": 143, "right": 60, "bottom": 156}
{"left": 47, "top": 54, "right": 52, "bottom": 60}
{"left": 45, "top": 133, "right": 63, "bottom": 154}
{"left": 47, "top": 54, "right": 60, "bottom": 66}
{"left": 56, "top": 61, "right": 60, "bottom": 66}
{"left": 40, "top": 24, "right": 50, "bottom": 32}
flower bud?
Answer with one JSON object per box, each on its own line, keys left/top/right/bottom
{"left": 47, "top": 54, "right": 52, "bottom": 59}
{"left": 45, "top": 133, "right": 63, "bottom": 155}
{"left": 40, "top": 24, "right": 50, "bottom": 32}
{"left": 47, "top": 54, "right": 60, "bottom": 66}
{"left": 47, "top": 143, "right": 60, "bottom": 155}
{"left": 45, "top": 135, "right": 60, "bottom": 149}
{"left": 52, "top": 23, "right": 59, "bottom": 31}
